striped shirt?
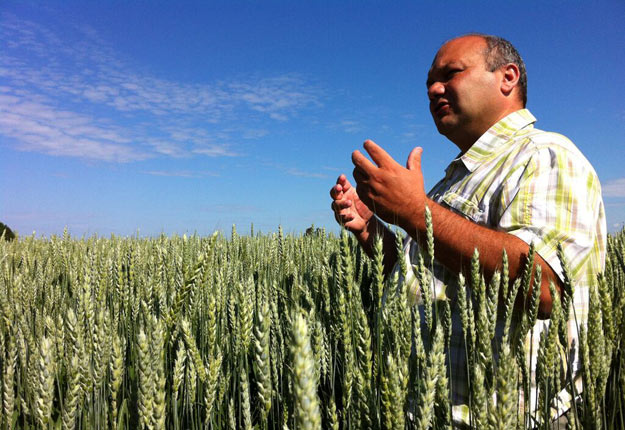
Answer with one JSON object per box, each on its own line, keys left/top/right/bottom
{"left": 398, "top": 109, "right": 606, "bottom": 426}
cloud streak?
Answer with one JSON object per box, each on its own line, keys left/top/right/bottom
{"left": 0, "top": 12, "right": 322, "bottom": 162}
{"left": 142, "top": 170, "right": 219, "bottom": 178}
{"left": 0, "top": 91, "right": 149, "bottom": 162}
{"left": 603, "top": 178, "right": 625, "bottom": 198}
{"left": 284, "top": 168, "right": 328, "bottom": 179}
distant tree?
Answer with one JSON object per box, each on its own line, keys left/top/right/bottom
{"left": 0, "top": 222, "right": 16, "bottom": 241}
{"left": 304, "top": 225, "right": 324, "bottom": 237}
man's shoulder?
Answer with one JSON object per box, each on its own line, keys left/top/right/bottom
{"left": 518, "top": 126, "right": 594, "bottom": 169}
{"left": 510, "top": 126, "right": 603, "bottom": 191}
{"left": 523, "top": 127, "right": 575, "bottom": 149}
{"left": 492, "top": 110, "right": 585, "bottom": 162}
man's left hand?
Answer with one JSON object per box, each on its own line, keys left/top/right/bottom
{"left": 352, "top": 139, "right": 427, "bottom": 229}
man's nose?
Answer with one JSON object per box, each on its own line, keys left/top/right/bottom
{"left": 428, "top": 82, "right": 445, "bottom": 100}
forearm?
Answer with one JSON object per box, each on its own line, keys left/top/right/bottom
{"left": 354, "top": 217, "right": 398, "bottom": 275}
{"left": 400, "top": 198, "right": 561, "bottom": 317}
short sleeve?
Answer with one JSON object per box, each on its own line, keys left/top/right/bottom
{"left": 497, "top": 140, "right": 605, "bottom": 286}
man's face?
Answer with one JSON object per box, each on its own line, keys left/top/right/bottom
{"left": 426, "top": 36, "right": 502, "bottom": 146}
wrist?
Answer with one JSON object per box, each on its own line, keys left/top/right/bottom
{"left": 357, "top": 216, "right": 380, "bottom": 248}
{"left": 398, "top": 197, "right": 430, "bottom": 235}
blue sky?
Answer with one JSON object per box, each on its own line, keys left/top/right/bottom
{"left": 1, "top": 1, "right": 624, "bottom": 237}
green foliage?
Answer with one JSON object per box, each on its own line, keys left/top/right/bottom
{"left": 0, "top": 226, "right": 623, "bottom": 429}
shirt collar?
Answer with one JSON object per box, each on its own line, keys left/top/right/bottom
{"left": 454, "top": 109, "right": 537, "bottom": 173}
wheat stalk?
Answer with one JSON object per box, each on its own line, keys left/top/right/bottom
{"left": 291, "top": 312, "right": 322, "bottom": 430}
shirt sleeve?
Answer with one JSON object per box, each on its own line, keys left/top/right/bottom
{"left": 496, "top": 139, "right": 605, "bottom": 286}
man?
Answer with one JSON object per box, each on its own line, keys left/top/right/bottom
{"left": 330, "top": 34, "right": 606, "bottom": 425}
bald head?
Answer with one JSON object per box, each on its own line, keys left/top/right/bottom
{"left": 427, "top": 35, "right": 525, "bottom": 151}
{"left": 439, "top": 34, "right": 527, "bottom": 106}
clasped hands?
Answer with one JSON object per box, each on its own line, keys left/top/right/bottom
{"left": 330, "top": 139, "right": 427, "bottom": 234}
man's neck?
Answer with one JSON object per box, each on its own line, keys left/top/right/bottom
{"left": 450, "top": 105, "right": 524, "bottom": 154}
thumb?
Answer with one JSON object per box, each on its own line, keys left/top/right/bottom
{"left": 406, "top": 147, "right": 423, "bottom": 170}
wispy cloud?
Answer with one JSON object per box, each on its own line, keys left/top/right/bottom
{"left": 399, "top": 123, "right": 429, "bottom": 143}
{"left": 321, "top": 166, "right": 341, "bottom": 172}
{"left": 192, "top": 146, "right": 240, "bottom": 157}
{"left": 259, "top": 159, "right": 330, "bottom": 180}
{"left": 229, "top": 76, "right": 321, "bottom": 121}
{"left": 242, "top": 129, "right": 269, "bottom": 139}
{"left": 142, "top": 170, "right": 219, "bottom": 178}
{"left": 603, "top": 178, "right": 625, "bottom": 198}
{"left": 284, "top": 168, "right": 328, "bottom": 179}
{"left": 0, "top": 91, "right": 150, "bottom": 162}
{"left": 0, "top": 12, "right": 322, "bottom": 162}
{"left": 339, "top": 120, "right": 363, "bottom": 134}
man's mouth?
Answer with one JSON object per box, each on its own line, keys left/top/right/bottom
{"left": 434, "top": 101, "right": 450, "bottom": 117}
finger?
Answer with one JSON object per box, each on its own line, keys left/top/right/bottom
{"left": 355, "top": 183, "right": 372, "bottom": 207}
{"left": 352, "top": 166, "right": 369, "bottom": 185}
{"left": 332, "top": 204, "right": 345, "bottom": 222}
{"left": 334, "top": 199, "right": 353, "bottom": 210}
{"left": 337, "top": 176, "right": 357, "bottom": 196}
{"left": 340, "top": 211, "right": 355, "bottom": 222}
{"left": 329, "top": 184, "right": 343, "bottom": 199}
{"left": 336, "top": 174, "right": 348, "bottom": 186}
{"left": 331, "top": 174, "right": 350, "bottom": 197}
{"left": 352, "top": 149, "right": 377, "bottom": 175}
{"left": 340, "top": 176, "right": 353, "bottom": 191}
{"left": 334, "top": 209, "right": 354, "bottom": 225}
{"left": 406, "top": 146, "right": 423, "bottom": 171}
{"left": 363, "top": 139, "right": 398, "bottom": 168}
{"left": 334, "top": 211, "right": 344, "bottom": 225}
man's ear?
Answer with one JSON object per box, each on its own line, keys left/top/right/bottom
{"left": 500, "top": 63, "right": 520, "bottom": 97}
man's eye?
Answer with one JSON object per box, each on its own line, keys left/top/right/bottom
{"left": 447, "top": 69, "right": 461, "bottom": 78}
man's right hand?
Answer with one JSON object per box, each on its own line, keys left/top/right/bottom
{"left": 330, "top": 174, "right": 374, "bottom": 236}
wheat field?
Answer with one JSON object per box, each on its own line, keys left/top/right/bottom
{"left": 0, "top": 223, "right": 623, "bottom": 429}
